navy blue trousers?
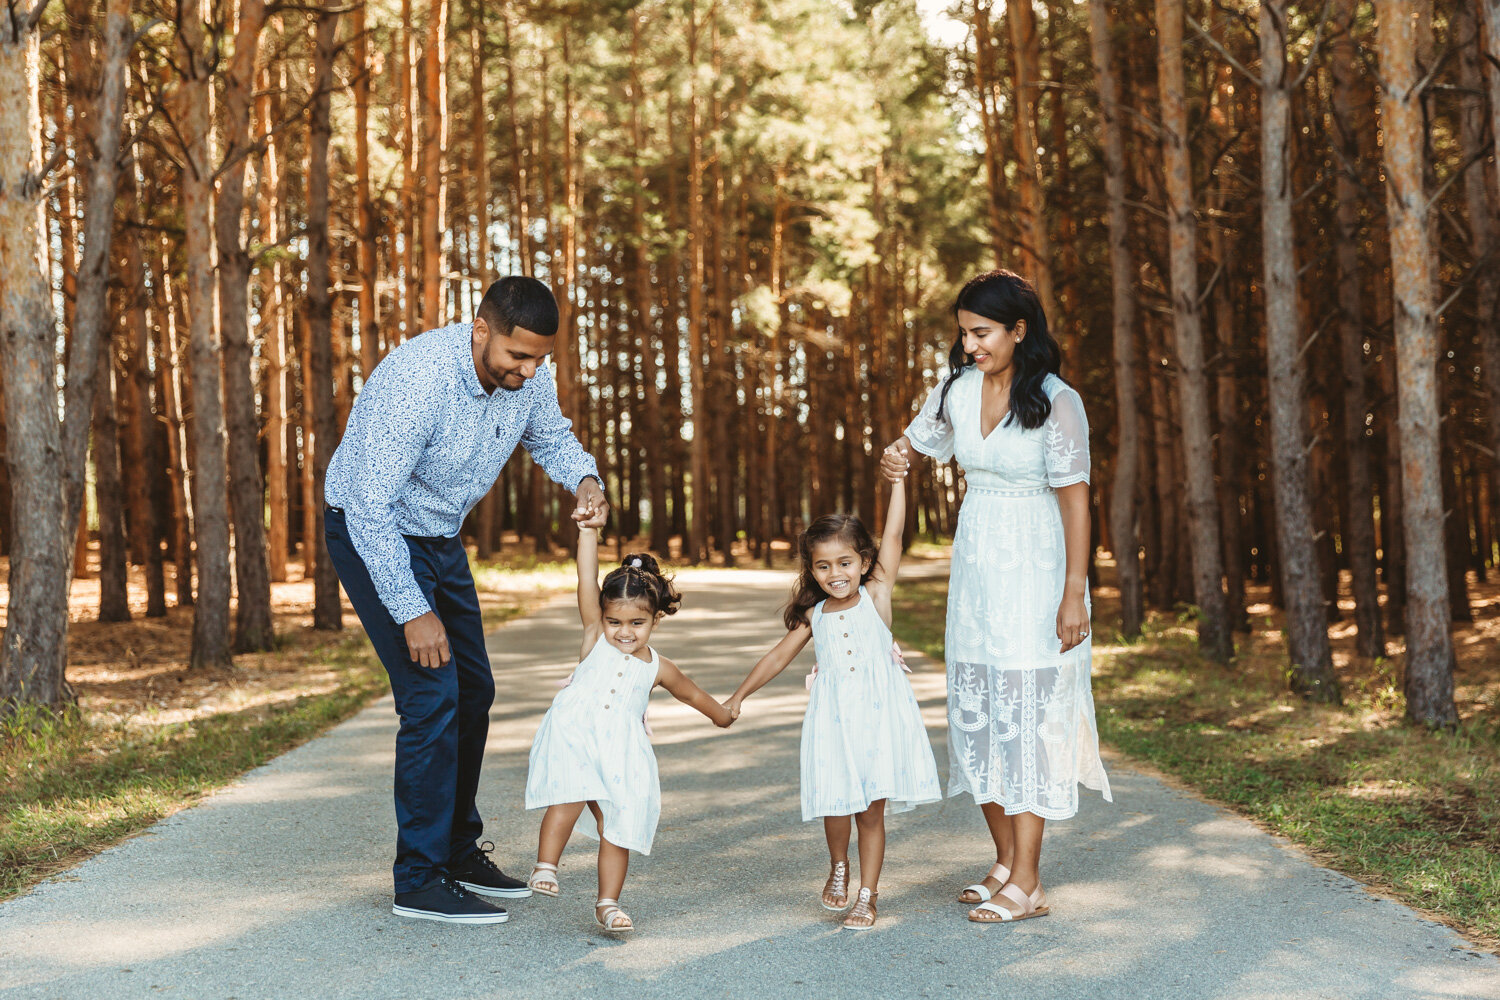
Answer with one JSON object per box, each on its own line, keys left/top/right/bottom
{"left": 324, "top": 508, "right": 495, "bottom": 892}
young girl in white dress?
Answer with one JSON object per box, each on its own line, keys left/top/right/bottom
{"left": 725, "top": 476, "right": 941, "bottom": 931}
{"left": 525, "top": 528, "right": 732, "bottom": 934}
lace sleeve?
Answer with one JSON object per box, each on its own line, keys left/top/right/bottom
{"left": 905, "top": 381, "right": 955, "bottom": 463}
{"left": 1044, "top": 386, "right": 1090, "bottom": 488}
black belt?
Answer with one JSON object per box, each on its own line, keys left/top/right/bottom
{"left": 324, "top": 503, "right": 344, "bottom": 515}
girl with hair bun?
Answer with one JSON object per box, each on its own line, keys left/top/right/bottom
{"left": 525, "top": 527, "right": 732, "bottom": 934}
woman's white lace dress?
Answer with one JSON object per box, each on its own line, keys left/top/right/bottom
{"left": 906, "top": 369, "right": 1112, "bottom": 819}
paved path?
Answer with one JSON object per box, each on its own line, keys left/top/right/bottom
{"left": 2, "top": 568, "right": 1496, "bottom": 1000}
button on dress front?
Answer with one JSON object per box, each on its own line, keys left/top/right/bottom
{"left": 526, "top": 635, "right": 662, "bottom": 854}
{"left": 906, "top": 369, "right": 1112, "bottom": 820}
{"left": 800, "top": 587, "right": 942, "bottom": 821}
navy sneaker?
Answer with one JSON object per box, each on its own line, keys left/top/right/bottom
{"left": 449, "top": 842, "right": 533, "bottom": 899}
{"left": 392, "top": 875, "right": 509, "bottom": 924}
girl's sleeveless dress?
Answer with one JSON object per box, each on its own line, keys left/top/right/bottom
{"left": 801, "top": 587, "right": 942, "bottom": 820}
{"left": 906, "top": 369, "right": 1112, "bottom": 819}
{"left": 525, "top": 634, "right": 662, "bottom": 854}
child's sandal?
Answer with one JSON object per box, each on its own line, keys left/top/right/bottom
{"left": 595, "top": 897, "right": 634, "bottom": 934}
{"left": 820, "top": 861, "right": 851, "bottom": 911}
{"left": 841, "top": 887, "right": 877, "bottom": 930}
{"left": 528, "top": 862, "right": 560, "bottom": 897}
{"left": 958, "top": 862, "right": 1011, "bottom": 904}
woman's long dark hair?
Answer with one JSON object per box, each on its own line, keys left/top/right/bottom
{"left": 783, "top": 515, "right": 877, "bottom": 630}
{"left": 600, "top": 553, "right": 683, "bottom": 616}
{"left": 936, "top": 269, "right": 1061, "bottom": 431}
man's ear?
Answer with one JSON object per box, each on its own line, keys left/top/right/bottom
{"left": 472, "top": 315, "right": 489, "bottom": 344}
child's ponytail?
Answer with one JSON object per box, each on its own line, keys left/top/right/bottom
{"left": 600, "top": 553, "right": 683, "bottom": 616}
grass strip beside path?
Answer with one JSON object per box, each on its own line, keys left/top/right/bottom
{"left": 2, "top": 561, "right": 572, "bottom": 904}
{"left": 890, "top": 575, "right": 1500, "bottom": 948}
{"left": 0, "top": 637, "right": 388, "bottom": 901}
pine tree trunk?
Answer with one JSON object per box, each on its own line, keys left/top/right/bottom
{"left": 1374, "top": 0, "right": 1456, "bottom": 727}
{"left": 0, "top": 7, "right": 76, "bottom": 710}
{"left": 1087, "top": 0, "right": 1142, "bottom": 637}
{"left": 218, "top": 0, "right": 274, "bottom": 652}
{"left": 175, "top": 4, "right": 234, "bottom": 669}
{"left": 156, "top": 242, "right": 195, "bottom": 607}
{"left": 1007, "top": 0, "right": 1056, "bottom": 327}
{"left": 259, "top": 63, "right": 289, "bottom": 583}
{"left": 629, "top": 17, "right": 670, "bottom": 556}
{"left": 1154, "top": 0, "right": 1231, "bottom": 662}
{"left": 93, "top": 316, "right": 130, "bottom": 622}
{"left": 470, "top": 0, "right": 496, "bottom": 558}
{"left": 972, "top": 1, "right": 1008, "bottom": 263}
{"left": 502, "top": 1, "right": 532, "bottom": 277}
{"left": 355, "top": 0, "right": 379, "bottom": 380}
{"left": 420, "top": 0, "right": 447, "bottom": 326}
{"left": 1468, "top": 1, "right": 1500, "bottom": 593}
{"left": 1258, "top": 0, "right": 1338, "bottom": 697}
{"left": 685, "top": 2, "right": 710, "bottom": 564}
{"left": 1330, "top": 0, "right": 1385, "bottom": 657}
{"left": 121, "top": 148, "right": 166, "bottom": 617}
{"left": 309, "top": 2, "right": 344, "bottom": 630}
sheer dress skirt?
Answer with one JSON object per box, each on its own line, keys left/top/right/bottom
{"left": 944, "top": 489, "right": 1112, "bottom": 819}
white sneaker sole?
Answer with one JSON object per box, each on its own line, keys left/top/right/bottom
{"left": 391, "top": 904, "right": 510, "bottom": 924}
{"left": 456, "top": 881, "right": 533, "bottom": 899}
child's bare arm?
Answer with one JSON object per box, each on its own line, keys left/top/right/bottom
{"left": 872, "top": 473, "right": 906, "bottom": 590}
{"left": 577, "top": 527, "right": 602, "bottom": 629}
{"left": 725, "top": 625, "right": 813, "bottom": 713}
{"left": 657, "top": 657, "right": 733, "bottom": 728}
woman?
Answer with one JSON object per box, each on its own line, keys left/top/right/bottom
{"left": 881, "top": 269, "right": 1111, "bottom": 924}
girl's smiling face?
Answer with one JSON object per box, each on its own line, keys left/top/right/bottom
{"left": 958, "top": 308, "right": 1023, "bottom": 375}
{"left": 601, "top": 598, "right": 661, "bottom": 657}
{"left": 808, "top": 539, "right": 871, "bottom": 602}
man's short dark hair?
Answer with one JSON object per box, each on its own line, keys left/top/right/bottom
{"left": 475, "top": 276, "right": 559, "bottom": 338}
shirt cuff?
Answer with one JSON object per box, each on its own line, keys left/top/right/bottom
{"left": 387, "top": 588, "right": 435, "bottom": 625}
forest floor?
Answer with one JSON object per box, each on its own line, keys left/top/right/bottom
{"left": 892, "top": 562, "right": 1500, "bottom": 949}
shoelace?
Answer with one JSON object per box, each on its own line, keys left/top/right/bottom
{"left": 471, "top": 842, "right": 503, "bottom": 875}
{"left": 440, "top": 876, "right": 473, "bottom": 900}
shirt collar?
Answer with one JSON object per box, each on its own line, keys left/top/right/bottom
{"left": 456, "top": 322, "right": 488, "bottom": 398}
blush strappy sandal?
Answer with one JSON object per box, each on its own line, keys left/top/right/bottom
{"left": 958, "top": 862, "right": 1011, "bottom": 904}
{"left": 968, "top": 882, "right": 1048, "bottom": 923}
{"left": 528, "top": 862, "right": 559, "bottom": 897}
{"left": 595, "top": 897, "right": 634, "bottom": 934}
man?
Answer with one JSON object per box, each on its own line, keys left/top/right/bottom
{"left": 324, "top": 276, "right": 608, "bottom": 925}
